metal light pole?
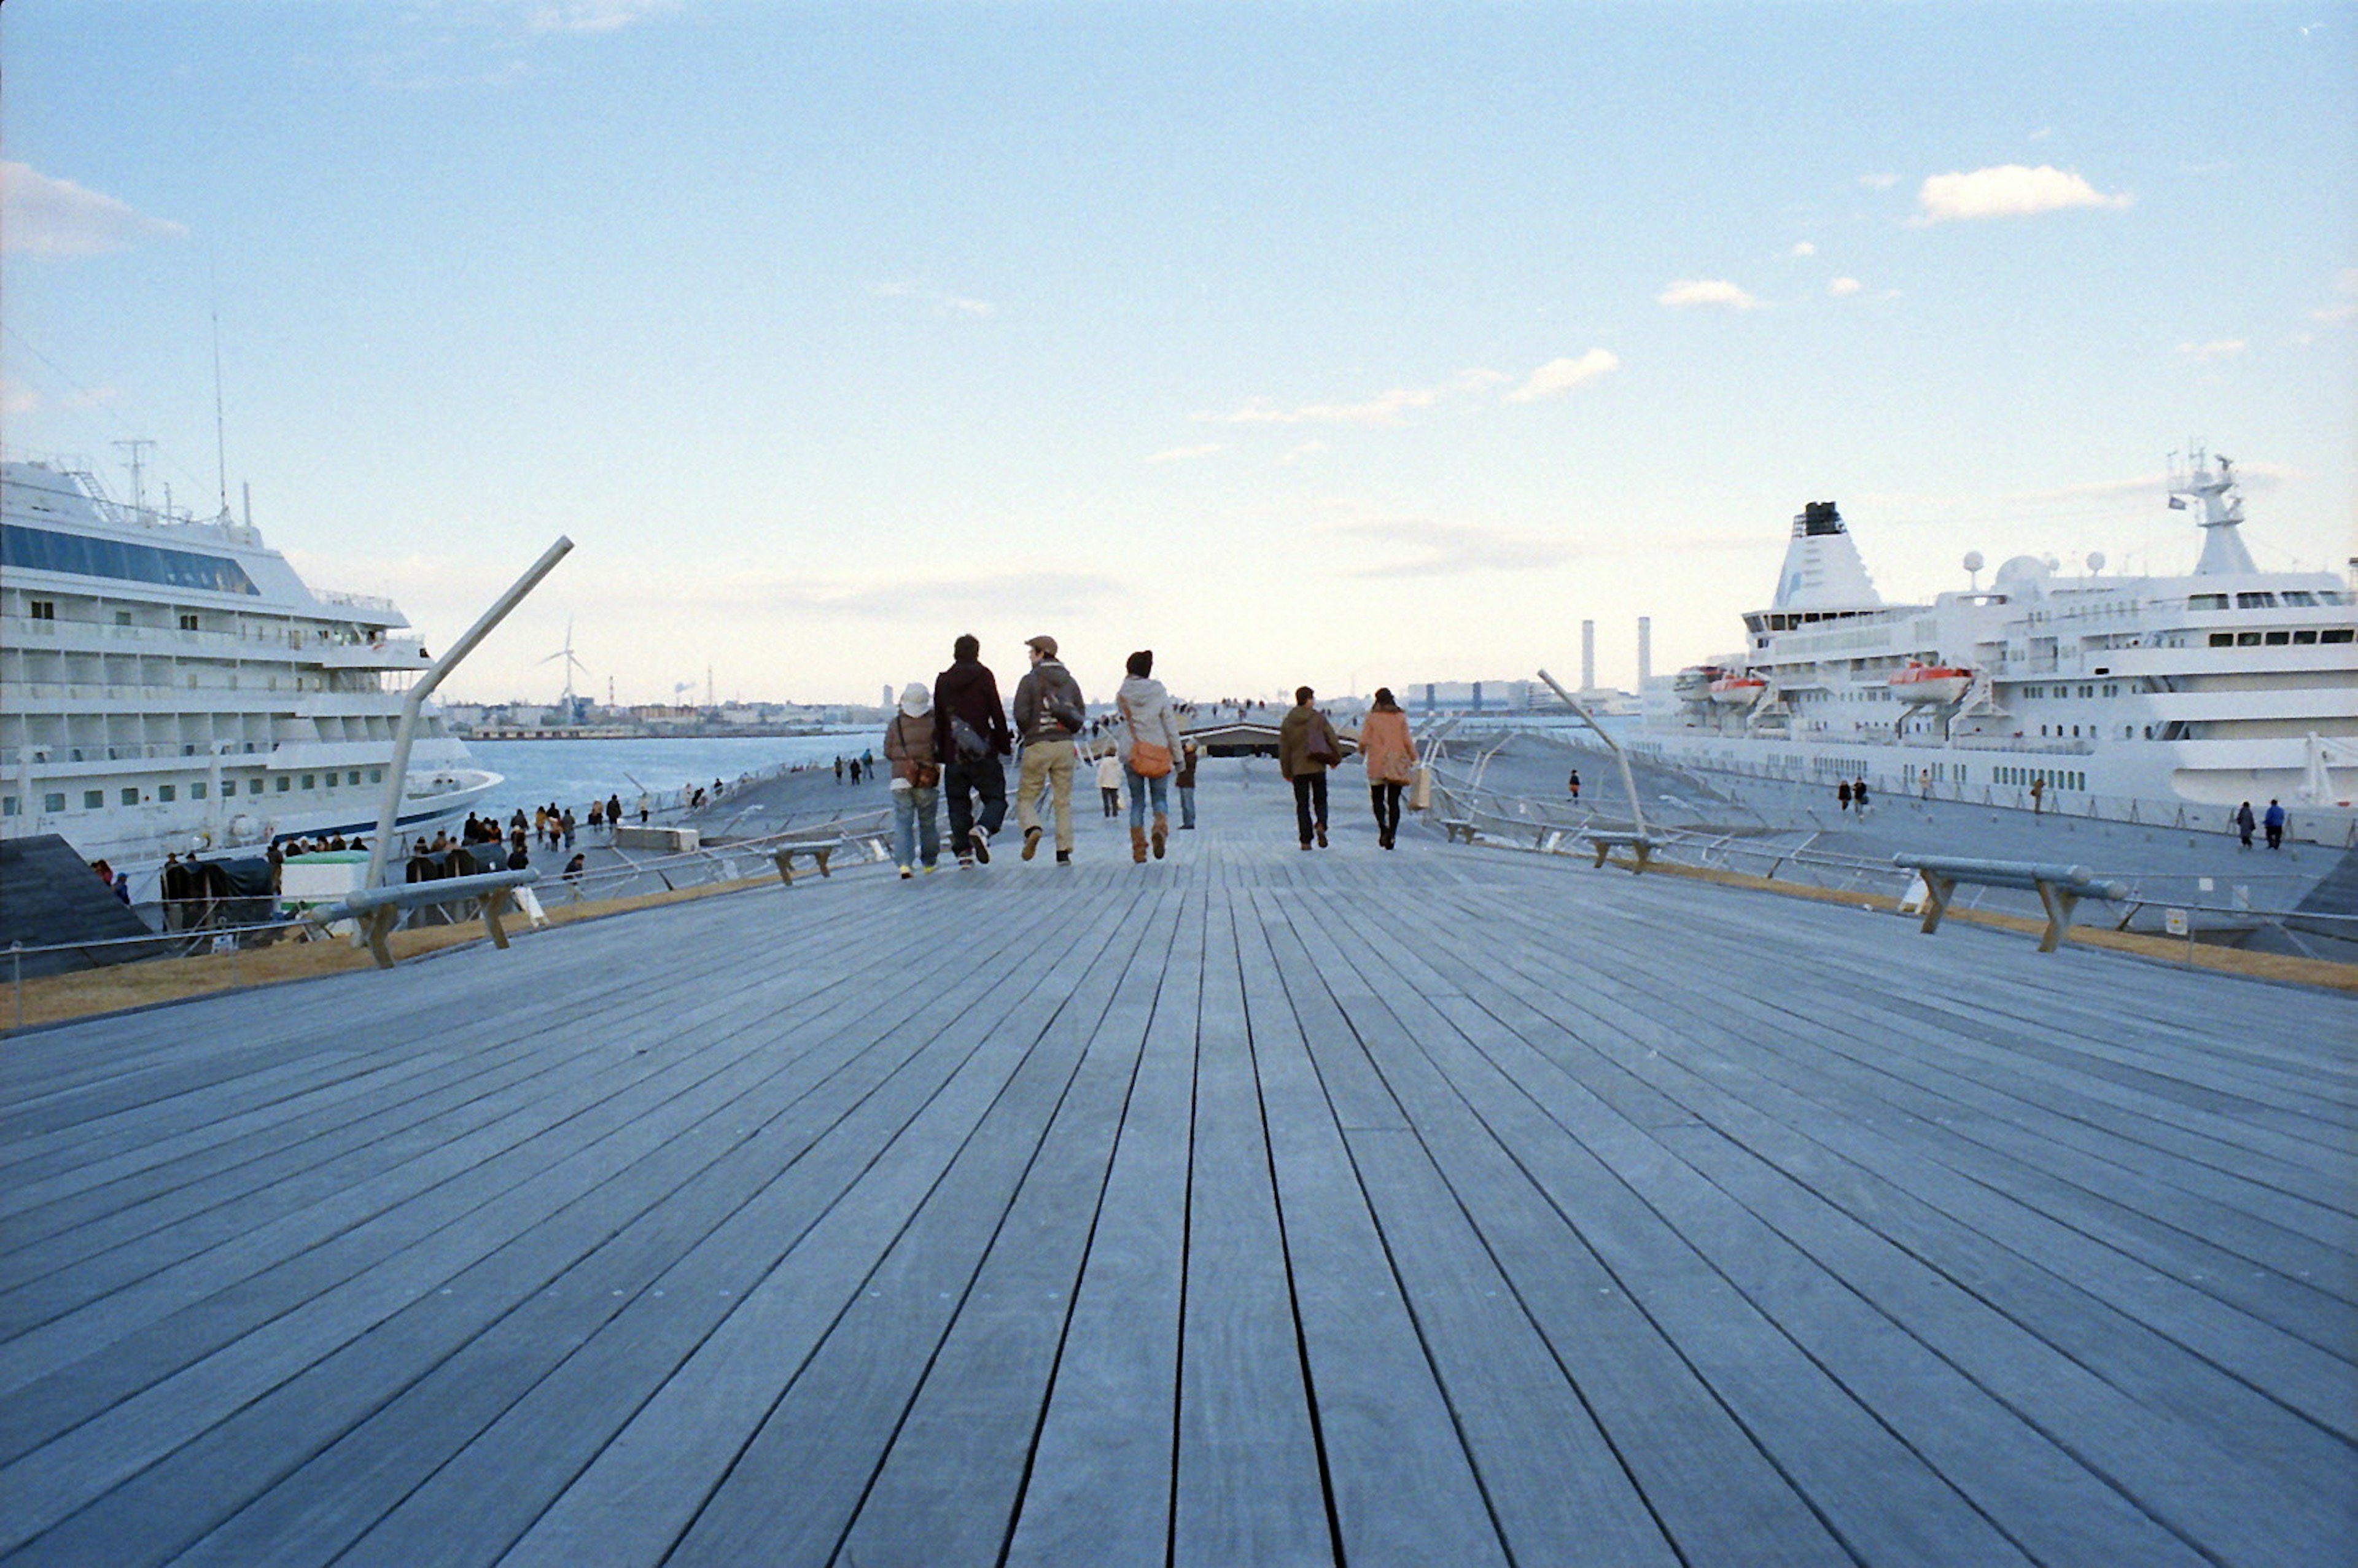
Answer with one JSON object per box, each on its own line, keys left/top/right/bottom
{"left": 1536, "top": 667, "right": 1648, "bottom": 840}
{"left": 364, "top": 537, "right": 574, "bottom": 890}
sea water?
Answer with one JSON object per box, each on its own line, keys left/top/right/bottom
{"left": 467, "top": 733, "right": 870, "bottom": 815}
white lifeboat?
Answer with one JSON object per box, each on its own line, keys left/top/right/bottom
{"left": 1708, "top": 674, "right": 1768, "bottom": 707}
{"left": 1888, "top": 661, "right": 1972, "bottom": 705}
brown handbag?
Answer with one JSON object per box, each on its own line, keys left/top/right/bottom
{"left": 1119, "top": 696, "right": 1173, "bottom": 777}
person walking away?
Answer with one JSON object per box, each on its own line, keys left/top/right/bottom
{"left": 2235, "top": 800, "right": 2257, "bottom": 848}
{"left": 1095, "top": 748, "right": 1124, "bottom": 818}
{"left": 1836, "top": 780, "right": 1851, "bottom": 813}
{"left": 606, "top": 793, "right": 622, "bottom": 833}
{"left": 1116, "top": 650, "right": 1185, "bottom": 862}
{"left": 1920, "top": 768, "right": 1933, "bottom": 800}
{"left": 1567, "top": 767, "right": 1581, "bottom": 802}
{"left": 1852, "top": 777, "right": 1869, "bottom": 815}
{"left": 1175, "top": 740, "right": 1200, "bottom": 829}
{"left": 562, "top": 851, "right": 586, "bottom": 899}
{"left": 1012, "top": 635, "right": 1086, "bottom": 863}
{"left": 1278, "top": 686, "right": 1345, "bottom": 849}
{"left": 2029, "top": 775, "right": 2045, "bottom": 815}
{"left": 2263, "top": 798, "right": 2287, "bottom": 850}
{"left": 884, "top": 682, "right": 944, "bottom": 877}
{"left": 1360, "top": 688, "right": 1415, "bottom": 849}
{"left": 934, "top": 633, "right": 1014, "bottom": 866}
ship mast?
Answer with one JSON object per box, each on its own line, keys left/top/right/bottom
{"left": 2173, "top": 447, "right": 2257, "bottom": 576}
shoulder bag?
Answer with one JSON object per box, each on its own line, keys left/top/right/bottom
{"left": 1119, "top": 695, "right": 1173, "bottom": 778}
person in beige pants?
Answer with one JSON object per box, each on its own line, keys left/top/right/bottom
{"left": 1011, "top": 634, "right": 1086, "bottom": 863}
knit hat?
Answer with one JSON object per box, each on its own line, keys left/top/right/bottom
{"left": 899, "top": 681, "right": 932, "bottom": 717}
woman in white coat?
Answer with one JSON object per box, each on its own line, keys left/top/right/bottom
{"left": 1115, "top": 649, "right": 1186, "bottom": 863}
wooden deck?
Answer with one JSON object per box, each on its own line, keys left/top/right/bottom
{"left": 3, "top": 778, "right": 2354, "bottom": 1566}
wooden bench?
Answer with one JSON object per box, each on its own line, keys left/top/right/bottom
{"left": 1584, "top": 831, "right": 1656, "bottom": 871}
{"left": 319, "top": 869, "right": 540, "bottom": 969}
{"left": 1893, "top": 853, "right": 2128, "bottom": 953}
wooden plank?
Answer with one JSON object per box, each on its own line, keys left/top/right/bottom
{"left": 1169, "top": 895, "right": 1331, "bottom": 1567}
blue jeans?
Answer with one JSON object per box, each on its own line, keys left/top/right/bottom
{"left": 1178, "top": 784, "right": 1196, "bottom": 828}
{"left": 1126, "top": 767, "right": 1169, "bottom": 829}
{"left": 891, "top": 785, "right": 940, "bottom": 867}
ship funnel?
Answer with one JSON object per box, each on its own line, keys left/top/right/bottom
{"left": 1771, "top": 499, "right": 1881, "bottom": 610}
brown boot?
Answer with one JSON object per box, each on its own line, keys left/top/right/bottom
{"left": 1130, "top": 826, "right": 1148, "bottom": 863}
{"left": 1151, "top": 813, "right": 1168, "bottom": 859}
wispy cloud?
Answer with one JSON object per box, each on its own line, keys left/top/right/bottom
{"left": 1790, "top": 241, "right": 1817, "bottom": 257}
{"left": 0, "top": 162, "right": 186, "bottom": 256}
{"left": 870, "top": 279, "right": 995, "bottom": 317}
{"left": 526, "top": 0, "right": 679, "bottom": 33}
{"left": 1199, "top": 353, "right": 1615, "bottom": 429}
{"left": 1827, "top": 276, "right": 1864, "bottom": 298}
{"left": 2176, "top": 338, "right": 2246, "bottom": 361}
{"left": 1280, "top": 441, "right": 1327, "bottom": 465}
{"left": 1858, "top": 172, "right": 1901, "bottom": 190}
{"left": 1658, "top": 278, "right": 1761, "bottom": 310}
{"left": 1, "top": 379, "right": 39, "bottom": 416}
{"left": 1146, "top": 443, "right": 1223, "bottom": 465}
{"left": 1503, "top": 350, "right": 1619, "bottom": 403}
{"left": 1913, "top": 164, "right": 2132, "bottom": 223}
{"left": 1321, "top": 516, "right": 1582, "bottom": 579}
{"left": 2311, "top": 268, "right": 2358, "bottom": 325}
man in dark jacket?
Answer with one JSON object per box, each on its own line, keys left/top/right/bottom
{"left": 1011, "top": 634, "right": 1086, "bottom": 863}
{"left": 933, "top": 632, "right": 1013, "bottom": 866}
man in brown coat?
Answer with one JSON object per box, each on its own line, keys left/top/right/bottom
{"left": 1277, "top": 685, "right": 1345, "bottom": 849}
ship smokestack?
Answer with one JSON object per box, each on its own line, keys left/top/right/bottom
{"left": 1638, "top": 616, "right": 1651, "bottom": 685}
{"left": 1581, "top": 619, "right": 1595, "bottom": 692}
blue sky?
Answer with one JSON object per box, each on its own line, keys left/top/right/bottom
{"left": 6, "top": 1, "right": 2352, "bottom": 705}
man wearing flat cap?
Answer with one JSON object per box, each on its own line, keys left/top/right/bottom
{"left": 1011, "top": 634, "right": 1086, "bottom": 863}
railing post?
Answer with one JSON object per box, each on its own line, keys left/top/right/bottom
{"left": 10, "top": 941, "right": 21, "bottom": 1031}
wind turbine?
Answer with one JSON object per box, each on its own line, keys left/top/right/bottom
{"left": 539, "top": 618, "right": 591, "bottom": 715}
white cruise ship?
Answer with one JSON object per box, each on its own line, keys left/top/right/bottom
{"left": 1638, "top": 452, "right": 2358, "bottom": 814}
{"left": 1, "top": 458, "right": 499, "bottom": 898}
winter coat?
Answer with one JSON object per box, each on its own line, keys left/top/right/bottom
{"left": 884, "top": 712, "right": 939, "bottom": 785}
{"left": 1358, "top": 707, "right": 1415, "bottom": 784}
{"left": 1277, "top": 702, "right": 1344, "bottom": 778}
{"left": 1115, "top": 675, "right": 1185, "bottom": 766}
{"left": 1095, "top": 753, "right": 1123, "bottom": 789}
{"left": 1013, "top": 659, "right": 1086, "bottom": 743}
{"left": 933, "top": 658, "right": 1011, "bottom": 761}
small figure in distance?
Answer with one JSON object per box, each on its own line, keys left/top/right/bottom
{"left": 1095, "top": 746, "right": 1123, "bottom": 818}
{"left": 1360, "top": 686, "right": 1416, "bottom": 850}
{"left": 1852, "top": 777, "right": 1869, "bottom": 815}
{"left": 2263, "top": 798, "right": 2287, "bottom": 850}
{"left": 884, "top": 681, "right": 944, "bottom": 878}
{"left": 934, "top": 632, "right": 1014, "bottom": 867}
{"left": 1837, "top": 779, "right": 1852, "bottom": 813}
{"left": 1278, "top": 685, "right": 1345, "bottom": 850}
{"left": 562, "top": 851, "right": 586, "bottom": 898}
{"left": 1116, "top": 650, "right": 1184, "bottom": 863}
{"left": 1920, "top": 767, "right": 1933, "bottom": 800}
{"left": 1011, "top": 634, "right": 1086, "bottom": 864}
{"left": 2235, "top": 799, "right": 2256, "bottom": 849}
{"left": 2029, "top": 775, "right": 2045, "bottom": 815}
{"left": 1566, "top": 767, "right": 1581, "bottom": 802}
{"left": 1175, "top": 739, "right": 1200, "bottom": 829}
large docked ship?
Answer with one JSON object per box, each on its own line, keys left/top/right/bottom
{"left": 1637, "top": 452, "right": 2358, "bottom": 813}
{"left": 1, "top": 457, "right": 499, "bottom": 898}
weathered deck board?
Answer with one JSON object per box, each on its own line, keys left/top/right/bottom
{"left": 3, "top": 776, "right": 2353, "bottom": 1567}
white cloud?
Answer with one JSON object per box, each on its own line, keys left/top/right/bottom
{"left": 1279, "top": 441, "right": 1326, "bottom": 465}
{"left": 1202, "top": 385, "right": 1444, "bottom": 427}
{"left": 0, "top": 162, "right": 186, "bottom": 257}
{"left": 1504, "top": 350, "right": 1620, "bottom": 403}
{"left": 2313, "top": 269, "right": 2358, "bottom": 325}
{"left": 2027, "top": 126, "right": 2052, "bottom": 142}
{"left": 1657, "top": 279, "right": 1761, "bottom": 311}
{"left": 1827, "top": 276, "right": 1864, "bottom": 298}
{"left": 1858, "top": 173, "right": 1901, "bottom": 190}
{"left": 526, "top": 0, "right": 679, "bottom": 33}
{"left": 1790, "top": 241, "right": 1817, "bottom": 257}
{"left": 1146, "top": 443, "right": 1223, "bottom": 464}
{"left": 1913, "top": 163, "right": 2132, "bottom": 223}
{"left": 1321, "top": 516, "right": 1582, "bottom": 579}
{"left": 2176, "top": 339, "right": 2247, "bottom": 361}
{"left": 870, "top": 279, "right": 995, "bottom": 318}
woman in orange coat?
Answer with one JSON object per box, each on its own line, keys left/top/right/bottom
{"left": 1358, "top": 687, "right": 1417, "bottom": 850}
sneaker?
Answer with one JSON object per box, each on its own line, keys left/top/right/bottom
{"left": 1300, "top": 840, "right": 1313, "bottom": 851}
{"left": 898, "top": 865, "right": 914, "bottom": 880}
{"left": 970, "top": 826, "right": 991, "bottom": 864}
{"left": 1022, "top": 826, "right": 1043, "bottom": 861}
{"left": 1056, "top": 849, "right": 1072, "bottom": 865}
{"left": 922, "top": 863, "right": 938, "bottom": 875}
{"left": 957, "top": 855, "right": 975, "bottom": 869}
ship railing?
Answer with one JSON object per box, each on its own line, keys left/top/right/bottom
{"left": 1420, "top": 762, "right": 2358, "bottom": 953}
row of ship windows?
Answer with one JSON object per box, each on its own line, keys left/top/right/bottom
{"left": 2020, "top": 685, "right": 2124, "bottom": 699}
{"left": 2, "top": 769, "right": 384, "bottom": 817}
{"left": 28, "top": 602, "right": 204, "bottom": 631}
{"left": 2207, "top": 629, "right": 2350, "bottom": 647}
{"left": 1993, "top": 766, "right": 2085, "bottom": 791}
{"left": 2188, "top": 591, "right": 2346, "bottom": 610}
